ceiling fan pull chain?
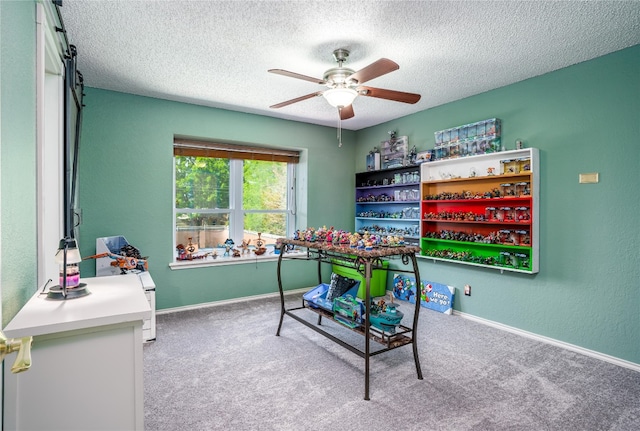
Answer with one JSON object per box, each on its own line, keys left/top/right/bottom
{"left": 337, "top": 108, "right": 342, "bottom": 147}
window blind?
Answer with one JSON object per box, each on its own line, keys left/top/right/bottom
{"left": 173, "top": 138, "right": 299, "bottom": 163}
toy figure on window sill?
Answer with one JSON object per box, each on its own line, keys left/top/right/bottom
{"left": 240, "top": 239, "right": 251, "bottom": 255}
{"left": 254, "top": 232, "right": 267, "bottom": 255}
{"left": 219, "top": 238, "right": 235, "bottom": 257}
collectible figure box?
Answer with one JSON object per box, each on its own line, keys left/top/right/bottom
{"left": 333, "top": 295, "right": 364, "bottom": 328}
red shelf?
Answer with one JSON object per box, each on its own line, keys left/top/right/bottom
{"left": 422, "top": 219, "right": 531, "bottom": 225}
{"left": 422, "top": 197, "right": 531, "bottom": 204}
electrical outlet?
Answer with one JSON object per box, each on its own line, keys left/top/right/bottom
{"left": 464, "top": 284, "right": 471, "bottom": 296}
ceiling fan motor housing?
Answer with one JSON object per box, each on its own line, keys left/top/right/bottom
{"left": 324, "top": 48, "right": 357, "bottom": 88}
{"left": 323, "top": 67, "right": 356, "bottom": 87}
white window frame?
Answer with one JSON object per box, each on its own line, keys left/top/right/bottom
{"left": 171, "top": 155, "right": 296, "bottom": 269}
{"left": 36, "top": 2, "right": 65, "bottom": 290}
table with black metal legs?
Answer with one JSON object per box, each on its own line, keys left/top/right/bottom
{"left": 275, "top": 239, "right": 423, "bottom": 400}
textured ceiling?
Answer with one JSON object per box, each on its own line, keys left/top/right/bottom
{"left": 59, "top": 0, "right": 640, "bottom": 130}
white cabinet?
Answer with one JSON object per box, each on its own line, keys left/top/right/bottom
{"left": 95, "top": 236, "right": 156, "bottom": 342}
{"left": 138, "top": 271, "right": 157, "bottom": 342}
{"left": 3, "top": 274, "right": 150, "bottom": 431}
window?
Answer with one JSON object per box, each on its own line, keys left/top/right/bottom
{"left": 173, "top": 139, "right": 298, "bottom": 260}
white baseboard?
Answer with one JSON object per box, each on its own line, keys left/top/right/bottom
{"left": 156, "top": 287, "right": 309, "bottom": 316}
{"left": 454, "top": 310, "right": 640, "bottom": 373}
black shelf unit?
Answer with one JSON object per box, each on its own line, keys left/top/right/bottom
{"left": 355, "top": 165, "right": 422, "bottom": 245}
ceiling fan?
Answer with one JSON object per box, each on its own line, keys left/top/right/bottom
{"left": 268, "top": 49, "right": 421, "bottom": 121}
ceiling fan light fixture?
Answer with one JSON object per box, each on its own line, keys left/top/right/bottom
{"left": 323, "top": 87, "right": 358, "bottom": 108}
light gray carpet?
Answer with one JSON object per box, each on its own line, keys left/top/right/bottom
{"left": 144, "top": 293, "right": 640, "bottom": 431}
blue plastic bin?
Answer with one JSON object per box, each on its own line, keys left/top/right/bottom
{"left": 303, "top": 281, "right": 361, "bottom": 311}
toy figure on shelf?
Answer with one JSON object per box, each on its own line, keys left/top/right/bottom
{"left": 176, "top": 238, "right": 199, "bottom": 260}
{"left": 240, "top": 239, "right": 251, "bottom": 255}
{"left": 339, "top": 231, "right": 351, "bottom": 245}
{"left": 361, "top": 230, "right": 371, "bottom": 244}
{"left": 254, "top": 232, "right": 267, "bottom": 255}
{"left": 304, "top": 227, "right": 317, "bottom": 242}
{"left": 219, "top": 238, "right": 235, "bottom": 257}
{"left": 184, "top": 237, "right": 198, "bottom": 256}
{"left": 175, "top": 237, "right": 217, "bottom": 261}
{"left": 409, "top": 145, "right": 417, "bottom": 164}
{"left": 326, "top": 227, "right": 334, "bottom": 243}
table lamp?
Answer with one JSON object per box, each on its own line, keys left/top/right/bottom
{"left": 47, "top": 237, "right": 90, "bottom": 300}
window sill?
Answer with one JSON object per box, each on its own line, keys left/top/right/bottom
{"left": 169, "top": 249, "right": 307, "bottom": 270}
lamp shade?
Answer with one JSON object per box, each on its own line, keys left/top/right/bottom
{"left": 55, "top": 238, "right": 82, "bottom": 264}
{"left": 323, "top": 88, "right": 357, "bottom": 108}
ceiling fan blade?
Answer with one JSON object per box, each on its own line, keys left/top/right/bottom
{"left": 358, "top": 86, "right": 421, "bottom": 104}
{"left": 268, "top": 69, "right": 325, "bottom": 85}
{"left": 339, "top": 104, "right": 354, "bottom": 120}
{"left": 348, "top": 58, "right": 399, "bottom": 84}
{"left": 270, "top": 92, "right": 323, "bottom": 109}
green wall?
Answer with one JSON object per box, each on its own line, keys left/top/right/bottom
{"left": 78, "top": 46, "right": 639, "bottom": 365}
{"left": 356, "top": 45, "right": 640, "bottom": 364}
{"left": 0, "top": 0, "right": 38, "bottom": 327}
{"left": 1, "top": 0, "right": 637, "bottom": 366}
{"left": 77, "top": 89, "right": 356, "bottom": 308}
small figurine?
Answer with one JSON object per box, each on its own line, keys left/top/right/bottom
{"left": 326, "top": 226, "right": 335, "bottom": 243}
{"left": 349, "top": 232, "right": 361, "bottom": 248}
{"left": 254, "top": 232, "right": 267, "bottom": 255}
{"left": 219, "top": 238, "right": 235, "bottom": 257}
{"left": 185, "top": 237, "right": 198, "bottom": 256}
{"left": 409, "top": 145, "right": 417, "bottom": 164}
{"left": 487, "top": 167, "right": 496, "bottom": 175}
{"left": 240, "top": 238, "right": 251, "bottom": 255}
{"left": 339, "top": 231, "right": 350, "bottom": 245}
{"left": 304, "top": 227, "right": 316, "bottom": 242}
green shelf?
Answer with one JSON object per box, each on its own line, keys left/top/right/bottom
{"left": 421, "top": 238, "right": 531, "bottom": 251}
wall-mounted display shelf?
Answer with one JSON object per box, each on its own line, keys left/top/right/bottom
{"left": 355, "top": 165, "right": 421, "bottom": 245}
{"left": 419, "top": 148, "right": 539, "bottom": 273}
